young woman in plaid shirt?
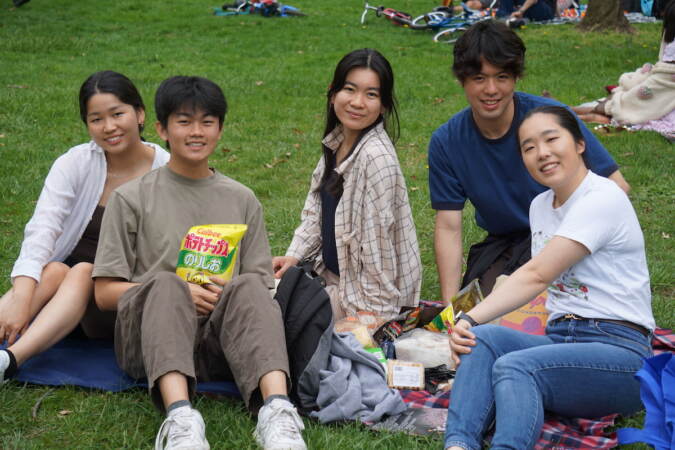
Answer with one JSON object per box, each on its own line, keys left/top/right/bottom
{"left": 273, "top": 48, "right": 421, "bottom": 321}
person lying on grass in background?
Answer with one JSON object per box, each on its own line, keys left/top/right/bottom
{"left": 573, "top": 0, "right": 675, "bottom": 125}
{"left": 444, "top": 105, "right": 655, "bottom": 450}
{"left": 93, "top": 75, "right": 306, "bottom": 450}
{"left": 0, "top": 71, "right": 169, "bottom": 381}
{"left": 273, "top": 48, "right": 421, "bottom": 321}
{"left": 428, "top": 20, "right": 629, "bottom": 305}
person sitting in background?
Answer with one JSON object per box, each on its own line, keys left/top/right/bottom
{"left": 463, "top": 0, "right": 497, "bottom": 12}
{"left": 573, "top": 0, "right": 675, "bottom": 125}
{"left": 498, "top": 0, "right": 555, "bottom": 21}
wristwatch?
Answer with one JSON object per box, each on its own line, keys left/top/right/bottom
{"left": 457, "top": 312, "right": 479, "bottom": 327}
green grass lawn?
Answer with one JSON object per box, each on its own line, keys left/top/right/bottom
{"left": 0, "top": 0, "right": 672, "bottom": 448}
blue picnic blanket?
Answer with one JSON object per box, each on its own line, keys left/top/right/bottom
{"left": 2, "top": 338, "right": 241, "bottom": 397}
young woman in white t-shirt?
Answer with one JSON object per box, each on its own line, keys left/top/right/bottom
{"left": 0, "top": 71, "right": 169, "bottom": 381}
{"left": 444, "top": 105, "right": 655, "bottom": 450}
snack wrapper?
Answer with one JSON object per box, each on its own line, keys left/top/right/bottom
{"left": 334, "top": 320, "right": 377, "bottom": 348}
{"left": 176, "top": 224, "right": 247, "bottom": 285}
{"left": 450, "top": 279, "right": 483, "bottom": 318}
{"left": 424, "top": 303, "right": 455, "bottom": 333}
{"left": 424, "top": 280, "right": 482, "bottom": 333}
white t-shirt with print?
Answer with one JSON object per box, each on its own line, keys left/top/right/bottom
{"left": 530, "top": 171, "right": 655, "bottom": 331}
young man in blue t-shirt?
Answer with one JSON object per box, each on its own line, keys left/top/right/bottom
{"left": 428, "top": 20, "right": 629, "bottom": 302}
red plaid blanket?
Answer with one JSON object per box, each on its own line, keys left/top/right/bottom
{"left": 400, "top": 328, "right": 674, "bottom": 449}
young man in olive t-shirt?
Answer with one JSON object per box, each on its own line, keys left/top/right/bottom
{"left": 93, "top": 76, "right": 306, "bottom": 450}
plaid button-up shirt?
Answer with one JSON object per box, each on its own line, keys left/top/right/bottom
{"left": 286, "top": 123, "right": 421, "bottom": 320}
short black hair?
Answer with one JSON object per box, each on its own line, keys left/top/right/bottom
{"left": 453, "top": 20, "right": 526, "bottom": 83}
{"left": 154, "top": 76, "right": 227, "bottom": 128}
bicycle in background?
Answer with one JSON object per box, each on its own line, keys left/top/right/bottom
{"left": 360, "top": 1, "right": 496, "bottom": 44}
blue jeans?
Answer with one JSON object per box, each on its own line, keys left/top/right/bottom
{"left": 497, "top": 0, "right": 554, "bottom": 21}
{"left": 444, "top": 321, "right": 652, "bottom": 450}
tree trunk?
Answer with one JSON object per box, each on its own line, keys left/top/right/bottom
{"left": 577, "top": 0, "right": 633, "bottom": 33}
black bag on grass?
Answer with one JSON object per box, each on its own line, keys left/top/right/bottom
{"left": 274, "top": 263, "right": 332, "bottom": 405}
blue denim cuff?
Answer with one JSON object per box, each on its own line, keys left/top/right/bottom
{"left": 444, "top": 440, "right": 474, "bottom": 450}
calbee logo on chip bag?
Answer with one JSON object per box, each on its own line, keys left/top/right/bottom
{"left": 176, "top": 224, "right": 248, "bottom": 285}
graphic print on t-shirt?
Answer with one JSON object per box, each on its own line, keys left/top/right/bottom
{"left": 532, "top": 230, "right": 590, "bottom": 302}
{"left": 551, "top": 270, "right": 589, "bottom": 302}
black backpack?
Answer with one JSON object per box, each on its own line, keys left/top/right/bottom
{"left": 274, "top": 264, "right": 333, "bottom": 405}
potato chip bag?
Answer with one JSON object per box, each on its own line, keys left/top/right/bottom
{"left": 424, "top": 280, "right": 482, "bottom": 333}
{"left": 451, "top": 279, "right": 484, "bottom": 317}
{"left": 176, "top": 224, "right": 247, "bottom": 285}
{"left": 424, "top": 303, "right": 455, "bottom": 333}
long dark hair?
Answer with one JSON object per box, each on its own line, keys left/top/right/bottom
{"left": 663, "top": 0, "right": 675, "bottom": 43}
{"left": 79, "top": 70, "right": 145, "bottom": 134}
{"left": 319, "top": 48, "right": 399, "bottom": 196}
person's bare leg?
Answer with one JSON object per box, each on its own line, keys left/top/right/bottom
{"left": 158, "top": 371, "right": 191, "bottom": 409}
{"left": 572, "top": 105, "right": 595, "bottom": 116}
{"left": 155, "top": 371, "right": 209, "bottom": 450}
{"left": 0, "top": 262, "right": 69, "bottom": 321}
{"left": 27, "top": 262, "right": 71, "bottom": 316}
{"left": 574, "top": 97, "right": 609, "bottom": 118}
{"left": 255, "top": 370, "right": 306, "bottom": 449}
{"left": 259, "top": 370, "right": 288, "bottom": 400}
{"left": 8, "top": 263, "right": 93, "bottom": 365}
{"left": 578, "top": 112, "right": 611, "bottom": 124}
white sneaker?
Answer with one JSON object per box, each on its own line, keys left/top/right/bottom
{"left": 155, "top": 406, "right": 210, "bottom": 450}
{"left": 0, "top": 350, "right": 10, "bottom": 384}
{"left": 254, "top": 398, "right": 307, "bottom": 450}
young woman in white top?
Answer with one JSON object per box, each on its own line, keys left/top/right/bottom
{"left": 0, "top": 71, "right": 169, "bottom": 381}
{"left": 444, "top": 105, "right": 655, "bottom": 450}
{"left": 272, "top": 49, "right": 421, "bottom": 320}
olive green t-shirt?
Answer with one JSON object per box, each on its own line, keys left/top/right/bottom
{"left": 93, "top": 166, "right": 274, "bottom": 287}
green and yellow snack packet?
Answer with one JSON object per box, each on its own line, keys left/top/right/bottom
{"left": 176, "top": 224, "right": 247, "bottom": 285}
{"left": 424, "top": 303, "right": 456, "bottom": 333}
{"left": 424, "top": 280, "right": 483, "bottom": 333}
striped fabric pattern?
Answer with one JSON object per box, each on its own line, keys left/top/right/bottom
{"left": 286, "top": 122, "right": 421, "bottom": 320}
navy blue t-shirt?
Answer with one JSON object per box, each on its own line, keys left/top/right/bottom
{"left": 428, "top": 92, "right": 619, "bottom": 235}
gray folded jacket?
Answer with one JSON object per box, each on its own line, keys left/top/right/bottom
{"left": 298, "top": 330, "right": 407, "bottom": 424}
